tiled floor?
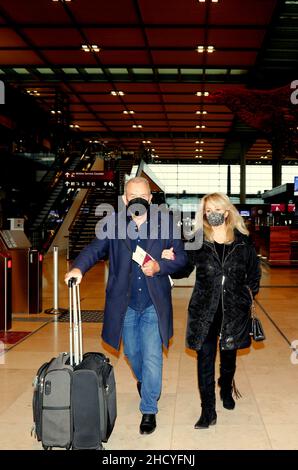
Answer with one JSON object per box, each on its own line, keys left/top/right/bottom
{"left": 0, "top": 253, "right": 298, "bottom": 450}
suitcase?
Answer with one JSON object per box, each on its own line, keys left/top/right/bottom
{"left": 32, "top": 278, "right": 117, "bottom": 450}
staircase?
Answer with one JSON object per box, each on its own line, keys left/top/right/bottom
{"left": 117, "top": 156, "right": 135, "bottom": 193}
{"left": 68, "top": 180, "right": 117, "bottom": 260}
{"left": 30, "top": 152, "right": 82, "bottom": 231}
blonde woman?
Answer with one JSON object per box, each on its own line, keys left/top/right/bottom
{"left": 163, "top": 193, "right": 261, "bottom": 429}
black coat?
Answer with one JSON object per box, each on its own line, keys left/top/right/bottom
{"left": 178, "top": 230, "right": 261, "bottom": 351}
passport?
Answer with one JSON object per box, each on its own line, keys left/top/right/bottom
{"left": 132, "top": 245, "right": 174, "bottom": 287}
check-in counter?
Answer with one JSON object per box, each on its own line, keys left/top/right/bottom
{"left": 257, "top": 226, "right": 298, "bottom": 266}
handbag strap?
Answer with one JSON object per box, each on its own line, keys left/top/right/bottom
{"left": 247, "top": 286, "right": 256, "bottom": 319}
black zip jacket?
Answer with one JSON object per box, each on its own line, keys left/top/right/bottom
{"left": 175, "top": 230, "right": 261, "bottom": 351}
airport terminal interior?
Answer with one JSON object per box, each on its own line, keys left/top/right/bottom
{"left": 0, "top": 0, "right": 298, "bottom": 450}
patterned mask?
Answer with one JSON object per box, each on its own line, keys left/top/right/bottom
{"left": 206, "top": 212, "right": 225, "bottom": 226}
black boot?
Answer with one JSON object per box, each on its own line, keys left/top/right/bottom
{"left": 194, "top": 405, "right": 217, "bottom": 429}
{"left": 218, "top": 350, "right": 240, "bottom": 410}
{"left": 218, "top": 373, "right": 235, "bottom": 410}
{"left": 195, "top": 340, "right": 217, "bottom": 429}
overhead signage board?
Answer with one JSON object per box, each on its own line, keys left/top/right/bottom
{"left": 64, "top": 171, "right": 115, "bottom": 188}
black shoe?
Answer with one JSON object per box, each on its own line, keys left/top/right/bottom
{"left": 194, "top": 408, "right": 217, "bottom": 429}
{"left": 140, "top": 414, "right": 156, "bottom": 435}
{"left": 137, "top": 381, "right": 142, "bottom": 398}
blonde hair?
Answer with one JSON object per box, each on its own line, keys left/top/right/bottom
{"left": 194, "top": 192, "right": 249, "bottom": 242}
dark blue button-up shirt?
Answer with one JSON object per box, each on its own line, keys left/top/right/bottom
{"left": 129, "top": 218, "right": 153, "bottom": 312}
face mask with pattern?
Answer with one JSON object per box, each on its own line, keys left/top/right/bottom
{"left": 206, "top": 211, "right": 225, "bottom": 226}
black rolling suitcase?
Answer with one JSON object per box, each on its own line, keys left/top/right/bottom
{"left": 32, "top": 278, "right": 117, "bottom": 450}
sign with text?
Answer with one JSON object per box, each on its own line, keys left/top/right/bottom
{"left": 64, "top": 170, "right": 115, "bottom": 188}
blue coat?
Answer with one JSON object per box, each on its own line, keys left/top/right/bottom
{"left": 72, "top": 210, "right": 188, "bottom": 351}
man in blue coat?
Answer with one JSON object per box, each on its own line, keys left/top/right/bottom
{"left": 65, "top": 177, "right": 188, "bottom": 435}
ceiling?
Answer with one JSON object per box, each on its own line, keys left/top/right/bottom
{"left": 0, "top": 0, "right": 297, "bottom": 163}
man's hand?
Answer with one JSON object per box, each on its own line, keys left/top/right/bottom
{"left": 64, "top": 268, "right": 83, "bottom": 285}
{"left": 142, "top": 260, "right": 160, "bottom": 277}
{"left": 161, "top": 247, "right": 175, "bottom": 260}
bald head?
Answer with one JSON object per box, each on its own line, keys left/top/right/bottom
{"left": 124, "top": 176, "right": 151, "bottom": 196}
{"left": 122, "top": 176, "right": 152, "bottom": 210}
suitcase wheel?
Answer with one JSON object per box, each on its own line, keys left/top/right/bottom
{"left": 42, "top": 445, "right": 52, "bottom": 450}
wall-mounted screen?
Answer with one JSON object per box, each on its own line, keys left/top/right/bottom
{"left": 239, "top": 210, "right": 250, "bottom": 217}
{"left": 294, "top": 176, "right": 298, "bottom": 196}
{"left": 270, "top": 203, "right": 286, "bottom": 212}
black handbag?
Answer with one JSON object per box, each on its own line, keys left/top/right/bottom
{"left": 247, "top": 288, "right": 266, "bottom": 342}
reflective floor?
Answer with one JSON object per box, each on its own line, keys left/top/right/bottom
{"left": 0, "top": 253, "right": 298, "bottom": 450}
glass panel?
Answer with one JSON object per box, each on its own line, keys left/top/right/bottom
{"left": 132, "top": 68, "right": 154, "bottom": 74}
{"left": 282, "top": 165, "right": 298, "bottom": 184}
{"left": 62, "top": 68, "right": 80, "bottom": 74}
{"left": 181, "top": 69, "right": 203, "bottom": 74}
{"left": 36, "top": 68, "right": 55, "bottom": 74}
{"left": 84, "top": 68, "right": 103, "bottom": 74}
{"left": 13, "top": 68, "right": 30, "bottom": 74}
{"left": 108, "top": 68, "right": 128, "bottom": 74}
{"left": 158, "top": 69, "right": 178, "bottom": 74}
{"left": 246, "top": 166, "right": 272, "bottom": 193}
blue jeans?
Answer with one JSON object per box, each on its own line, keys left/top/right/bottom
{"left": 123, "top": 304, "right": 163, "bottom": 414}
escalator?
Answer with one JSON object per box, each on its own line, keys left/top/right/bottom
{"left": 28, "top": 146, "right": 96, "bottom": 251}
{"left": 68, "top": 175, "right": 117, "bottom": 260}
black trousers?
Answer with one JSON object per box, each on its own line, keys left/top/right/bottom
{"left": 196, "top": 323, "right": 237, "bottom": 407}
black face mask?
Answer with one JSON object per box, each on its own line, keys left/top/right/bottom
{"left": 127, "top": 197, "right": 150, "bottom": 216}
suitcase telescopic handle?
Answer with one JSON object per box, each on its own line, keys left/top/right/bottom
{"left": 68, "top": 277, "right": 78, "bottom": 288}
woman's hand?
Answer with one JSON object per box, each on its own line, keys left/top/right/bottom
{"left": 161, "top": 247, "right": 175, "bottom": 260}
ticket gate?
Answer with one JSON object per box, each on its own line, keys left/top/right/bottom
{"left": 28, "top": 249, "right": 43, "bottom": 313}
{"left": 0, "top": 252, "right": 12, "bottom": 330}
{"left": 0, "top": 230, "right": 43, "bottom": 314}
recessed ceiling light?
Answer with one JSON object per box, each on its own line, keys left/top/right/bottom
{"left": 123, "top": 110, "right": 135, "bottom": 114}
{"left": 81, "top": 44, "right": 100, "bottom": 53}
{"left": 196, "top": 110, "right": 207, "bottom": 114}
{"left": 196, "top": 91, "right": 209, "bottom": 96}
{"left": 111, "top": 90, "right": 125, "bottom": 96}
{"left": 196, "top": 46, "right": 215, "bottom": 53}
{"left": 27, "top": 89, "right": 40, "bottom": 96}
{"left": 196, "top": 125, "right": 206, "bottom": 128}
